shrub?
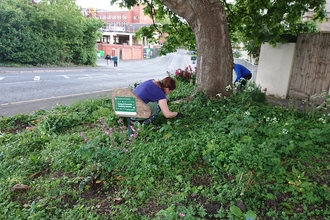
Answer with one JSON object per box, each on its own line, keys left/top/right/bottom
{"left": 173, "top": 65, "right": 197, "bottom": 83}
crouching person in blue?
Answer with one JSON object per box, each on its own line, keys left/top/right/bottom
{"left": 131, "top": 76, "right": 184, "bottom": 125}
{"left": 233, "top": 63, "right": 252, "bottom": 89}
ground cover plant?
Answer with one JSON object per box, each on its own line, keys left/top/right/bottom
{"left": 1, "top": 75, "right": 330, "bottom": 219}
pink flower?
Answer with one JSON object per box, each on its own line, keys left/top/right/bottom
{"left": 80, "top": 132, "right": 89, "bottom": 142}
{"left": 175, "top": 68, "right": 183, "bottom": 76}
{"left": 179, "top": 213, "right": 185, "bottom": 218}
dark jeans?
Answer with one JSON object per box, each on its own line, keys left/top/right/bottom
{"left": 238, "top": 73, "right": 252, "bottom": 89}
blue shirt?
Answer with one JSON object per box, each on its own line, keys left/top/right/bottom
{"left": 234, "top": 63, "right": 251, "bottom": 82}
{"left": 133, "top": 79, "right": 166, "bottom": 104}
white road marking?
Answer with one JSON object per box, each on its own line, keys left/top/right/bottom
{"left": 78, "top": 74, "right": 110, "bottom": 79}
{"left": 0, "top": 88, "right": 117, "bottom": 106}
{"left": 62, "top": 75, "right": 70, "bottom": 79}
{"left": 34, "top": 76, "right": 40, "bottom": 81}
{"left": 0, "top": 77, "right": 4, "bottom": 80}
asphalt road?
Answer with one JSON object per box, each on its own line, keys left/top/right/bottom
{"left": 0, "top": 49, "right": 195, "bottom": 117}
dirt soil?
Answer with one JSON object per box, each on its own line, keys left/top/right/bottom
{"left": 266, "top": 95, "right": 329, "bottom": 113}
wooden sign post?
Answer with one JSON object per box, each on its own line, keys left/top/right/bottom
{"left": 112, "top": 88, "right": 152, "bottom": 134}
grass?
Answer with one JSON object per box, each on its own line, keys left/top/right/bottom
{"left": 0, "top": 80, "right": 330, "bottom": 220}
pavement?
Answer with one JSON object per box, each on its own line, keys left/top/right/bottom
{"left": 0, "top": 59, "right": 110, "bottom": 74}
{"left": 0, "top": 53, "right": 196, "bottom": 74}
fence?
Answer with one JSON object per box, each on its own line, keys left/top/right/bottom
{"left": 289, "top": 33, "right": 330, "bottom": 101}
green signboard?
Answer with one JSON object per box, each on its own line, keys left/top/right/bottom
{"left": 97, "top": 50, "right": 104, "bottom": 58}
{"left": 114, "top": 96, "right": 136, "bottom": 115}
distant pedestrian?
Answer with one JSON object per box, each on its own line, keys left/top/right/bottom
{"left": 105, "top": 54, "right": 111, "bottom": 66}
{"left": 233, "top": 63, "right": 252, "bottom": 89}
{"left": 113, "top": 55, "right": 118, "bottom": 67}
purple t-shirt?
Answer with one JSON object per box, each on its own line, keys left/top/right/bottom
{"left": 133, "top": 79, "right": 166, "bottom": 104}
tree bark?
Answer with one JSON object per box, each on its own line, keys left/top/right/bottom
{"left": 160, "top": 0, "right": 233, "bottom": 97}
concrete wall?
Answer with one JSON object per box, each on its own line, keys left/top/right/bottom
{"left": 256, "top": 43, "right": 296, "bottom": 98}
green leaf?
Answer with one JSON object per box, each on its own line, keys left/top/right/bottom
{"left": 176, "top": 175, "right": 183, "bottom": 183}
{"left": 230, "top": 205, "right": 243, "bottom": 217}
{"left": 244, "top": 210, "right": 257, "bottom": 220}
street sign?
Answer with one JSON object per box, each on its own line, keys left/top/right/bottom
{"left": 114, "top": 96, "right": 136, "bottom": 115}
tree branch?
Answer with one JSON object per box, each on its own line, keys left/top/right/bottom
{"left": 145, "top": 1, "right": 163, "bottom": 35}
{"left": 222, "top": 0, "right": 235, "bottom": 17}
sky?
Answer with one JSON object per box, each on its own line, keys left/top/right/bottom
{"left": 75, "top": 0, "right": 127, "bottom": 10}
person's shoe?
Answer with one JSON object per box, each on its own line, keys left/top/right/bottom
{"left": 143, "top": 118, "right": 152, "bottom": 125}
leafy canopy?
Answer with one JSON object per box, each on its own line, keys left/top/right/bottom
{"left": 110, "top": 0, "right": 327, "bottom": 56}
{"left": 226, "top": 0, "right": 328, "bottom": 56}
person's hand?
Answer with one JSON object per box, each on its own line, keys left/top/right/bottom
{"left": 176, "top": 112, "right": 185, "bottom": 118}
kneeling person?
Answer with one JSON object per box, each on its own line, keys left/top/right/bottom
{"left": 132, "top": 76, "right": 184, "bottom": 125}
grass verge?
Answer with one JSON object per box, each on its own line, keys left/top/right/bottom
{"left": 1, "top": 81, "right": 329, "bottom": 220}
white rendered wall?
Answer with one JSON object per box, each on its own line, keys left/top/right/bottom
{"left": 256, "top": 43, "right": 296, "bottom": 98}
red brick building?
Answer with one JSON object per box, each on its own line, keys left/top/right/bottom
{"left": 96, "top": 5, "right": 153, "bottom": 27}
{"left": 93, "top": 5, "right": 154, "bottom": 60}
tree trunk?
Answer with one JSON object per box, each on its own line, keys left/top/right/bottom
{"left": 160, "top": 0, "right": 233, "bottom": 97}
